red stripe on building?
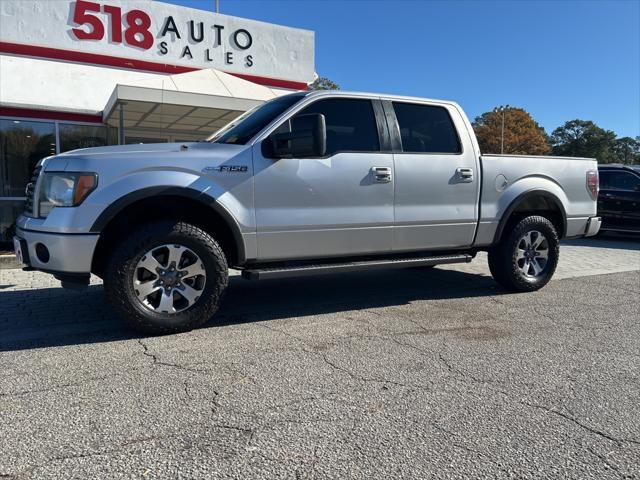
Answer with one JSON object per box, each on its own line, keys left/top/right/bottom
{"left": 0, "top": 107, "right": 103, "bottom": 123}
{"left": 0, "top": 42, "right": 309, "bottom": 91}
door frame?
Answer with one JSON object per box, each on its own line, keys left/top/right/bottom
{"left": 251, "top": 94, "right": 397, "bottom": 261}
{"left": 378, "top": 98, "right": 481, "bottom": 250}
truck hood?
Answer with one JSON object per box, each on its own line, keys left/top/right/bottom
{"left": 45, "top": 141, "right": 248, "bottom": 172}
{"left": 60, "top": 142, "right": 202, "bottom": 157}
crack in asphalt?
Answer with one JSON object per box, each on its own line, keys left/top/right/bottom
{"left": 436, "top": 349, "right": 640, "bottom": 449}
{"left": 136, "top": 340, "right": 234, "bottom": 446}
{"left": 181, "top": 380, "right": 192, "bottom": 407}
{"left": 318, "top": 351, "right": 410, "bottom": 389}
{"left": 3, "top": 272, "right": 638, "bottom": 478}
{"left": 5, "top": 422, "right": 258, "bottom": 478}
{"left": 586, "top": 446, "right": 627, "bottom": 480}
{"left": 436, "top": 351, "right": 485, "bottom": 385}
{"left": 429, "top": 420, "right": 515, "bottom": 476}
{"left": 322, "top": 303, "right": 640, "bottom": 461}
{"left": 428, "top": 377, "right": 633, "bottom": 478}
{"left": 266, "top": 393, "right": 342, "bottom": 412}
{"left": 259, "top": 323, "right": 308, "bottom": 343}
{"left": 137, "top": 339, "right": 211, "bottom": 374}
{"left": 521, "top": 400, "right": 640, "bottom": 447}
{"left": 450, "top": 442, "right": 513, "bottom": 477}
{"left": 260, "top": 322, "right": 412, "bottom": 388}
{"left": 207, "top": 403, "right": 257, "bottom": 453}
{"left": 258, "top": 312, "right": 640, "bottom": 457}
{"left": 0, "top": 375, "right": 113, "bottom": 398}
{"left": 263, "top": 310, "right": 640, "bottom": 464}
{"left": 4, "top": 434, "right": 174, "bottom": 478}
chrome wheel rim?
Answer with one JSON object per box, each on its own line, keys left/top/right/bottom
{"left": 132, "top": 244, "right": 207, "bottom": 314}
{"left": 515, "top": 230, "right": 549, "bottom": 278}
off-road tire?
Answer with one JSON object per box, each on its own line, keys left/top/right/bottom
{"left": 488, "top": 215, "right": 559, "bottom": 292}
{"left": 104, "top": 221, "right": 228, "bottom": 334}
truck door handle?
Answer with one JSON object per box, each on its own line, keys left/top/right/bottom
{"left": 456, "top": 167, "right": 474, "bottom": 181}
{"left": 371, "top": 166, "right": 392, "bottom": 183}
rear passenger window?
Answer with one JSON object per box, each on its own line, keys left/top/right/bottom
{"left": 600, "top": 171, "right": 640, "bottom": 191}
{"left": 297, "top": 98, "right": 380, "bottom": 156}
{"left": 393, "top": 102, "right": 461, "bottom": 154}
{"left": 599, "top": 172, "right": 612, "bottom": 189}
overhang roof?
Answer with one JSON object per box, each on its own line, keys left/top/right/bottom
{"left": 103, "top": 68, "right": 288, "bottom": 135}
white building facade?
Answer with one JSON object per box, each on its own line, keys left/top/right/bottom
{"left": 0, "top": 0, "right": 315, "bottom": 240}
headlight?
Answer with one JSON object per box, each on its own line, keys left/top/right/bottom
{"left": 38, "top": 172, "right": 97, "bottom": 218}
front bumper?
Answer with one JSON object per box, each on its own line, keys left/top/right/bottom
{"left": 15, "top": 226, "right": 99, "bottom": 273}
{"left": 585, "top": 216, "right": 602, "bottom": 237}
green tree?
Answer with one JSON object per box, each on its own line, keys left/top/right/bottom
{"left": 309, "top": 76, "right": 340, "bottom": 90}
{"left": 473, "top": 106, "right": 550, "bottom": 155}
{"left": 611, "top": 136, "right": 640, "bottom": 164}
{"left": 550, "top": 119, "right": 618, "bottom": 163}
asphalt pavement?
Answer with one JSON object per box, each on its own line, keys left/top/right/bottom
{"left": 0, "top": 236, "right": 638, "bottom": 479}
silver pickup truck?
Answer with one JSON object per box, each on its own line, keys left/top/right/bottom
{"left": 14, "top": 91, "right": 602, "bottom": 333}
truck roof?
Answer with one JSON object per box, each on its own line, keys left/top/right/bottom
{"left": 598, "top": 164, "right": 640, "bottom": 173}
{"left": 302, "top": 89, "right": 460, "bottom": 108}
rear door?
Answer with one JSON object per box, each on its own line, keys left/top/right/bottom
{"left": 599, "top": 170, "right": 640, "bottom": 230}
{"left": 385, "top": 101, "right": 480, "bottom": 251}
{"left": 598, "top": 170, "right": 618, "bottom": 227}
{"left": 252, "top": 96, "right": 395, "bottom": 261}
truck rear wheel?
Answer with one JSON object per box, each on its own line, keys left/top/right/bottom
{"left": 104, "top": 221, "right": 228, "bottom": 334}
{"left": 488, "top": 215, "right": 559, "bottom": 292}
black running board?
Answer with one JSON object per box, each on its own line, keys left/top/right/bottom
{"left": 241, "top": 253, "right": 473, "bottom": 281}
{"left": 599, "top": 228, "right": 640, "bottom": 233}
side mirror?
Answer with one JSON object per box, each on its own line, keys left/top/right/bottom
{"left": 265, "top": 113, "right": 327, "bottom": 158}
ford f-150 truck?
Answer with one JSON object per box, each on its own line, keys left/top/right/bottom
{"left": 14, "top": 91, "right": 602, "bottom": 334}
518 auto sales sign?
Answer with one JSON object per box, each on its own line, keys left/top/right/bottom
{"left": 0, "top": 0, "right": 315, "bottom": 86}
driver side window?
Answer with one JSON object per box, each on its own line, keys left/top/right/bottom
{"left": 601, "top": 171, "right": 640, "bottom": 191}
{"left": 278, "top": 98, "right": 380, "bottom": 156}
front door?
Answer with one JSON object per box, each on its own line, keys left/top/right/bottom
{"left": 387, "top": 101, "right": 480, "bottom": 251}
{"left": 252, "top": 97, "right": 394, "bottom": 261}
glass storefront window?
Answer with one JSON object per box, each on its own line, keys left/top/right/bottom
{"left": 0, "top": 119, "right": 56, "bottom": 198}
{"left": 0, "top": 200, "right": 25, "bottom": 241}
{"left": 0, "top": 119, "right": 120, "bottom": 242}
{"left": 59, "top": 123, "right": 112, "bottom": 152}
{"left": 0, "top": 119, "right": 188, "bottom": 241}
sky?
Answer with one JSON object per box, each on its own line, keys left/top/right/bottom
{"left": 160, "top": 0, "right": 640, "bottom": 138}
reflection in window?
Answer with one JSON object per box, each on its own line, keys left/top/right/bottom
{"left": 0, "top": 119, "right": 56, "bottom": 198}
{"left": 393, "top": 103, "right": 461, "bottom": 154}
{"left": 298, "top": 98, "right": 380, "bottom": 156}
{"left": 59, "top": 123, "right": 113, "bottom": 152}
{"left": 600, "top": 171, "right": 640, "bottom": 191}
{"left": 0, "top": 200, "right": 25, "bottom": 241}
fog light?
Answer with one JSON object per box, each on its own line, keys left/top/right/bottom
{"left": 35, "top": 243, "right": 50, "bottom": 263}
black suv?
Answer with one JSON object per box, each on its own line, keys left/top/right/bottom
{"left": 597, "top": 165, "right": 640, "bottom": 233}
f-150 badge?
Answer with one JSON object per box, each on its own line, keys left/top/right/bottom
{"left": 203, "top": 165, "right": 248, "bottom": 173}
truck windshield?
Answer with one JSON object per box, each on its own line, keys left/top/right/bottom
{"left": 209, "top": 93, "right": 307, "bottom": 145}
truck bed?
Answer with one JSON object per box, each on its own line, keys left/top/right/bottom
{"left": 474, "top": 154, "right": 598, "bottom": 246}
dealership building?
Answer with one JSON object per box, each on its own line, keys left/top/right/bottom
{"left": 0, "top": 0, "right": 315, "bottom": 240}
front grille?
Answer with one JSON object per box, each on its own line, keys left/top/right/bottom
{"left": 24, "top": 165, "right": 42, "bottom": 217}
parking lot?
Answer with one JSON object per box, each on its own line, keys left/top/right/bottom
{"left": 0, "top": 236, "right": 639, "bottom": 479}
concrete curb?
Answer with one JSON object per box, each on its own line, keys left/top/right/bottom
{"left": 0, "top": 254, "right": 20, "bottom": 270}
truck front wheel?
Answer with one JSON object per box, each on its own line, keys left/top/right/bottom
{"left": 488, "top": 215, "right": 559, "bottom": 292}
{"left": 104, "top": 221, "right": 228, "bottom": 334}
